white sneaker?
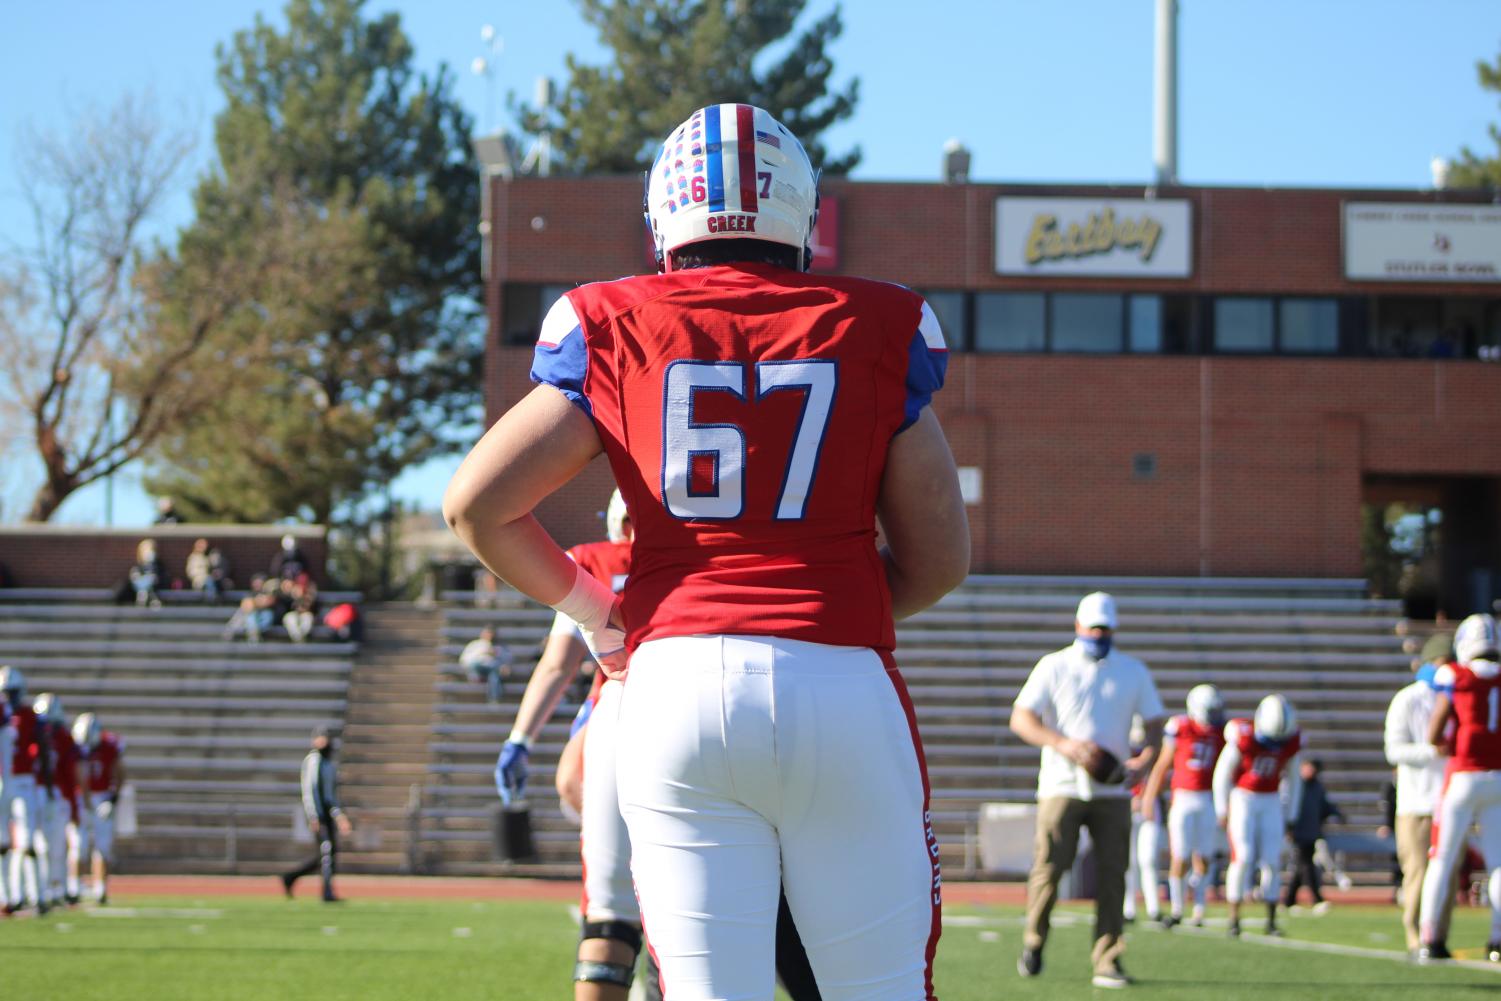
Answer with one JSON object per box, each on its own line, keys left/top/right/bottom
{"left": 1312, "top": 901, "right": 1331, "bottom": 916}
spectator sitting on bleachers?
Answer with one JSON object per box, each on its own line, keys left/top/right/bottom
{"left": 269, "top": 534, "right": 308, "bottom": 581}
{"left": 153, "top": 496, "right": 182, "bottom": 525}
{"left": 224, "top": 574, "right": 278, "bottom": 642}
{"left": 282, "top": 575, "right": 320, "bottom": 643}
{"left": 185, "top": 538, "right": 232, "bottom": 602}
{"left": 129, "top": 539, "right": 164, "bottom": 609}
{"left": 459, "top": 626, "right": 512, "bottom": 703}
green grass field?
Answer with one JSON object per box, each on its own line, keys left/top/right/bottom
{"left": 8, "top": 894, "right": 1501, "bottom": 1000}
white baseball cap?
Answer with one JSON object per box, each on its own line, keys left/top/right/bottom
{"left": 1076, "top": 592, "right": 1118, "bottom": 630}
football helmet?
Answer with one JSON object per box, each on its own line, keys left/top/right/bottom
{"left": 605, "top": 488, "right": 630, "bottom": 543}
{"left": 644, "top": 104, "right": 819, "bottom": 272}
{"left": 1253, "top": 694, "right": 1297, "bottom": 746}
{"left": 73, "top": 712, "right": 100, "bottom": 749}
{"left": 32, "top": 691, "right": 63, "bottom": 723}
{"left": 1455, "top": 613, "right": 1499, "bottom": 666}
{"left": 0, "top": 665, "right": 25, "bottom": 697}
{"left": 1186, "top": 684, "right": 1224, "bottom": 726}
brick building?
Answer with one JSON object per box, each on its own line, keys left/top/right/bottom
{"left": 480, "top": 175, "right": 1501, "bottom": 615}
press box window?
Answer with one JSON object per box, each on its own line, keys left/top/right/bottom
{"left": 1052, "top": 294, "right": 1123, "bottom": 353}
{"left": 1214, "top": 298, "right": 1274, "bottom": 353}
{"left": 1279, "top": 298, "right": 1338, "bottom": 353}
{"left": 975, "top": 292, "right": 1045, "bottom": 352}
{"left": 917, "top": 290, "right": 968, "bottom": 351}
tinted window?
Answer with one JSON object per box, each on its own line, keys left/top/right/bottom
{"left": 1279, "top": 299, "right": 1338, "bottom": 353}
{"left": 1052, "top": 294, "right": 1123, "bottom": 353}
{"left": 1214, "top": 298, "right": 1274, "bottom": 352}
{"left": 919, "top": 290, "right": 967, "bottom": 350}
{"left": 975, "top": 293, "right": 1045, "bottom": 352}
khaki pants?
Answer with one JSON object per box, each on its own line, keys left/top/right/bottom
{"left": 1397, "top": 813, "right": 1456, "bottom": 950}
{"left": 1024, "top": 796, "right": 1131, "bottom": 974}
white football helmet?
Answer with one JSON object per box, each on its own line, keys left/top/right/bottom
{"left": 1253, "top": 694, "right": 1297, "bottom": 745}
{"left": 73, "top": 712, "right": 100, "bottom": 749}
{"left": 1455, "top": 613, "right": 1499, "bottom": 666}
{"left": 32, "top": 691, "right": 63, "bottom": 724}
{"left": 0, "top": 665, "right": 25, "bottom": 698}
{"left": 644, "top": 104, "right": 819, "bottom": 272}
{"left": 1186, "top": 684, "right": 1224, "bottom": 726}
{"left": 605, "top": 489, "right": 630, "bottom": 543}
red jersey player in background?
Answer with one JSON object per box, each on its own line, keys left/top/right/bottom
{"left": 33, "top": 693, "right": 83, "bottom": 908}
{"left": 1, "top": 665, "right": 47, "bottom": 914}
{"left": 72, "top": 712, "right": 125, "bottom": 904}
{"left": 1418, "top": 613, "right": 1501, "bottom": 963}
{"left": 445, "top": 103, "right": 968, "bottom": 999}
{"left": 1143, "top": 684, "right": 1226, "bottom": 927}
{"left": 1213, "top": 694, "right": 1302, "bottom": 938}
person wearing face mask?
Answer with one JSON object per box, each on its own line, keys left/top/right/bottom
{"left": 280, "top": 726, "right": 353, "bottom": 903}
{"left": 1009, "top": 592, "right": 1165, "bottom": 990}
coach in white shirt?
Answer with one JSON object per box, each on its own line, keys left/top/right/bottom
{"left": 1385, "top": 664, "right": 1455, "bottom": 953}
{"left": 1010, "top": 592, "right": 1165, "bottom": 989}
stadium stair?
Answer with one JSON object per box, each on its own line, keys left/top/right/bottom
{"left": 0, "top": 589, "right": 359, "bottom": 875}
{"left": 409, "top": 576, "right": 1407, "bottom": 883}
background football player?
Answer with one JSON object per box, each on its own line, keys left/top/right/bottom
{"left": 71, "top": 712, "right": 125, "bottom": 904}
{"left": 1, "top": 667, "right": 47, "bottom": 914}
{"left": 1417, "top": 613, "right": 1501, "bottom": 963}
{"left": 1143, "top": 683, "right": 1226, "bottom": 927}
{"left": 1214, "top": 693, "right": 1301, "bottom": 938}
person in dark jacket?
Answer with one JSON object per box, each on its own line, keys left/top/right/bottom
{"left": 280, "top": 726, "right": 352, "bottom": 902}
{"left": 1284, "top": 758, "right": 1344, "bottom": 909}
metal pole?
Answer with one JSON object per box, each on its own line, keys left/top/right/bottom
{"left": 1153, "top": 0, "right": 1179, "bottom": 186}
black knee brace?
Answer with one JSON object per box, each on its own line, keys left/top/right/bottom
{"left": 574, "top": 920, "right": 642, "bottom": 987}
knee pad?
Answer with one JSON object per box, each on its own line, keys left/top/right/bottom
{"left": 575, "top": 920, "right": 642, "bottom": 987}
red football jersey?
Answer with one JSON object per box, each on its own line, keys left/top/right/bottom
{"left": 86, "top": 732, "right": 125, "bottom": 793}
{"left": 50, "top": 727, "right": 80, "bottom": 816}
{"left": 1435, "top": 662, "right": 1501, "bottom": 773}
{"left": 9, "top": 705, "right": 38, "bottom": 776}
{"left": 1165, "top": 715, "right": 1225, "bottom": 793}
{"left": 533, "top": 264, "right": 947, "bottom": 654}
{"left": 568, "top": 539, "right": 632, "bottom": 595}
{"left": 1227, "top": 718, "right": 1300, "bottom": 793}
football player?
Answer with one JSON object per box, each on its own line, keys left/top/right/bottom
{"left": 1143, "top": 684, "right": 1226, "bottom": 927}
{"left": 34, "top": 694, "right": 82, "bottom": 907}
{"left": 72, "top": 712, "right": 124, "bottom": 904}
{"left": 1213, "top": 693, "right": 1301, "bottom": 938}
{"left": 494, "top": 490, "right": 641, "bottom": 1001}
{"left": 1417, "top": 613, "right": 1501, "bottom": 963}
{"left": 446, "top": 103, "right": 967, "bottom": 998}
{"left": 1, "top": 666, "right": 46, "bottom": 914}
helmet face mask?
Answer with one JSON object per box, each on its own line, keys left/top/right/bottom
{"left": 643, "top": 104, "right": 820, "bottom": 273}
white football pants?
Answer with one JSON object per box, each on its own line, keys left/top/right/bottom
{"left": 1168, "top": 790, "right": 1218, "bottom": 862}
{"left": 1226, "top": 788, "right": 1284, "bottom": 904}
{"left": 581, "top": 677, "right": 637, "bottom": 923}
{"left": 1419, "top": 769, "right": 1501, "bottom": 944}
{"left": 3, "top": 775, "right": 41, "bottom": 905}
{"left": 617, "top": 635, "right": 939, "bottom": 1001}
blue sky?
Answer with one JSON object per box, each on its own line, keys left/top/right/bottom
{"left": 2, "top": 0, "right": 1498, "bottom": 525}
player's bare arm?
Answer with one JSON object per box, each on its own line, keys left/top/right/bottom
{"left": 1126, "top": 716, "right": 1166, "bottom": 785}
{"left": 512, "top": 632, "right": 588, "bottom": 743}
{"left": 1428, "top": 693, "right": 1455, "bottom": 748}
{"left": 1141, "top": 732, "right": 1176, "bottom": 821}
{"left": 443, "top": 384, "right": 603, "bottom": 603}
{"left": 875, "top": 406, "right": 970, "bottom": 619}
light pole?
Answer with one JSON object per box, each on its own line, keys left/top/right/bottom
{"left": 472, "top": 24, "right": 502, "bottom": 134}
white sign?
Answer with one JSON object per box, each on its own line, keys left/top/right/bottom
{"left": 1344, "top": 202, "right": 1501, "bottom": 282}
{"left": 996, "top": 197, "right": 1193, "bottom": 277}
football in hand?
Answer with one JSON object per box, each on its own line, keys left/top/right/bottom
{"left": 1083, "top": 746, "right": 1126, "bottom": 785}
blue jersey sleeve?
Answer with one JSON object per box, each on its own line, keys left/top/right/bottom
{"left": 530, "top": 295, "right": 593, "bottom": 419}
{"left": 899, "top": 298, "right": 949, "bottom": 432}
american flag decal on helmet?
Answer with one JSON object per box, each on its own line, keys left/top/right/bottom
{"left": 755, "top": 130, "right": 781, "bottom": 149}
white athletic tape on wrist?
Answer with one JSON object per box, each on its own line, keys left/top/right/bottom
{"left": 507, "top": 731, "right": 533, "bottom": 749}
{"left": 552, "top": 564, "right": 613, "bottom": 633}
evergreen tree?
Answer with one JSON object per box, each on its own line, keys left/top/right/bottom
{"left": 521, "top": 0, "right": 860, "bottom": 175}
{"left": 145, "top": 0, "right": 481, "bottom": 525}
{"left": 1448, "top": 43, "right": 1501, "bottom": 189}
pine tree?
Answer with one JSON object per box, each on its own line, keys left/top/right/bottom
{"left": 521, "top": 0, "right": 860, "bottom": 175}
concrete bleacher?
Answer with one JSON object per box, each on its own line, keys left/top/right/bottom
{"left": 0, "top": 590, "right": 359, "bottom": 874}
{"left": 413, "top": 576, "right": 1409, "bottom": 881}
